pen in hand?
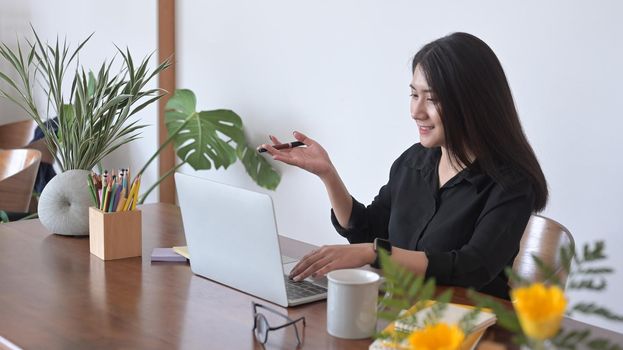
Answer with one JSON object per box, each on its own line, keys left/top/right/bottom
{"left": 257, "top": 141, "right": 305, "bottom": 153}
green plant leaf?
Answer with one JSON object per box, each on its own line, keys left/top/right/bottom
{"left": 458, "top": 307, "right": 482, "bottom": 334}
{"left": 553, "top": 329, "right": 591, "bottom": 348}
{"left": 165, "top": 107, "right": 239, "bottom": 170}
{"left": 378, "top": 311, "right": 402, "bottom": 322}
{"left": 377, "top": 249, "right": 441, "bottom": 329}
{"left": 554, "top": 328, "right": 623, "bottom": 350}
{"left": 166, "top": 88, "right": 196, "bottom": 115}
{"left": 531, "top": 253, "right": 561, "bottom": 286}
{"left": 560, "top": 243, "right": 576, "bottom": 274}
{"left": 418, "top": 278, "right": 435, "bottom": 302}
{"left": 18, "top": 213, "right": 38, "bottom": 220}
{"left": 467, "top": 289, "right": 523, "bottom": 335}
{"left": 163, "top": 89, "right": 281, "bottom": 190}
{"left": 379, "top": 298, "right": 410, "bottom": 310}
{"left": 0, "top": 210, "right": 9, "bottom": 223}
{"left": 567, "top": 278, "right": 607, "bottom": 291}
{"left": 582, "top": 241, "right": 607, "bottom": 262}
{"left": 570, "top": 303, "right": 623, "bottom": 321}
{"left": 407, "top": 275, "right": 424, "bottom": 298}
{"left": 576, "top": 268, "right": 614, "bottom": 275}
{"left": 165, "top": 89, "right": 241, "bottom": 170}
{"left": 62, "top": 103, "right": 75, "bottom": 126}
{"left": 435, "top": 288, "right": 453, "bottom": 304}
{"left": 505, "top": 266, "right": 529, "bottom": 287}
{"left": 87, "top": 71, "right": 96, "bottom": 97}
{"left": 237, "top": 143, "right": 281, "bottom": 190}
{"left": 423, "top": 290, "right": 450, "bottom": 326}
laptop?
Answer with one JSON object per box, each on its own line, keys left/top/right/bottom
{"left": 175, "top": 172, "right": 327, "bottom": 307}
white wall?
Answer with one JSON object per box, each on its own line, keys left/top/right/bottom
{"left": 0, "top": 0, "right": 160, "bottom": 202}
{"left": 0, "top": 0, "right": 32, "bottom": 124}
{"left": 178, "top": 0, "right": 623, "bottom": 332}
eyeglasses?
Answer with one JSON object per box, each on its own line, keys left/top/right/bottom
{"left": 252, "top": 302, "right": 306, "bottom": 346}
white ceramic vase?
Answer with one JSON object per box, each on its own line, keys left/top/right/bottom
{"left": 38, "top": 169, "right": 92, "bottom": 236}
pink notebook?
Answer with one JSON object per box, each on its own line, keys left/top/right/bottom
{"left": 150, "top": 248, "right": 187, "bottom": 262}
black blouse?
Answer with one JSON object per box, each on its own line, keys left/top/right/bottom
{"left": 331, "top": 143, "right": 535, "bottom": 299}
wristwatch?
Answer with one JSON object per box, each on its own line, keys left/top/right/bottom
{"left": 371, "top": 238, "right": 392, "bottom": 269}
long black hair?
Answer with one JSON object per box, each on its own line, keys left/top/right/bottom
{"left": 412, "top": 32, "right": 548, "bottom": 211}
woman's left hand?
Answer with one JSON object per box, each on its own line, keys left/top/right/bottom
{"left": 289, "top": 243, "right": 376, "bottom": 281}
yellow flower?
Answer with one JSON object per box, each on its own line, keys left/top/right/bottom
{"left": 512, "top": 283, "right": 567, "bottom": 340}
{"left": 408, "top": 323, "right": 465, "bottom": 350}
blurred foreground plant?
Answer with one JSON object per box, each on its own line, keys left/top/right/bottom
{"left": 373, "top": 241, "right": 622, "bottom": 350}
{"left": 375, "top": 250, "right": 482, "bottom": 349}
{"left": 470, "top": 241, "right": 622, "bottom": 349}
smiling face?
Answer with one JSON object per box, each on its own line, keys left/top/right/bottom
{"left": 410, "top": 65, "right": 445, "bottom": 149}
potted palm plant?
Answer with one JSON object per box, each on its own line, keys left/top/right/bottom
{"left": 0, "top": 28, "right": 168, "bottom": 235}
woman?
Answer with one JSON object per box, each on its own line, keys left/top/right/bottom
{"left": 261, "top": 32, "right": 547, "bottom": 300}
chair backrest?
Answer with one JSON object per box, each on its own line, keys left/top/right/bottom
{"left": 0, "top": 120, "right": 36, "bottom": 149}
{"left": 0, "top": 119, "right": 55, "bottom": 164}
{"left": 0, "top": 149, "right": 42, "bottom": 213}
{"left": 512, "top": 214, "right": 575, "bottom": 288}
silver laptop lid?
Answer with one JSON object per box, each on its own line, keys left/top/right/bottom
{"left": 175, "top": 172, "right": 289, "bottom": 307}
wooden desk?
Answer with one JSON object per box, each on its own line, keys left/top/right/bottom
{"left": 0, "top": 203, "right": 621, "bottom": 349}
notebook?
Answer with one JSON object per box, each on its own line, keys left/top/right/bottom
{"left": 172, "top": 246, "right": 190, "bottom": 259}
{"left": 370, "top": 302, "right": 497, "bottom": 350}
{"left": 150, "top": 247, "right": 187, "bottom": 262}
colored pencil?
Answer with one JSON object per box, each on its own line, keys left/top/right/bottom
{"left": 130, "top": 177, "right": 141, "bottom": 210}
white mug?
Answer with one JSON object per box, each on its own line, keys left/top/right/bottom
{"left": 326, "top": 269, "right": 380, "bottom": 339}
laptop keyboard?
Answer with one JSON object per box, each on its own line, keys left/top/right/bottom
{"left": 284, "top": 275, "right": 327, "bottom": 300}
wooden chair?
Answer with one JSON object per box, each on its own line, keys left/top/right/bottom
{"left": 0, "top": 119, "right": 35, "bottom": 149}
{"left": 0, "top": 149, "right": 42, "bottom": 213}
{"left": 512, "top": 214, "right": 575, "bottom": 289}
{"left": 0, "top": 119, "right": 55, "bottom": 164}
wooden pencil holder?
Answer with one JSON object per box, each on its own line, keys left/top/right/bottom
{"left": 89, "top": 207, "right": 142, "bottom": 260}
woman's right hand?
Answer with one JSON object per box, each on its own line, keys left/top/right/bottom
{"left": 263, "top": 131, "right": 353, "bottom": 228}
{"left": 261, "top": 131, "right": 335, "bottom": 180}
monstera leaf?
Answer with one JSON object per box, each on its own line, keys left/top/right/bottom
{"left": 237, "top": 143, "right": 281, "bottom": 190}
{"left": 164, "top": 89, "right": 280, "bottom": 189}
